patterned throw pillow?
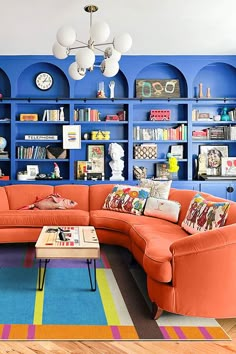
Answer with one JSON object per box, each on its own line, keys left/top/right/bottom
{"left": 144, "top": 197, "right": 181, "bottom": 223}
{"left": 139, "top": 179, "right": 172, "bottom": 199}
{"left": 181, "top": 193, "right": 230, "bottom": 234}
{"left": 103, "top": 185, "right": 150, "bottom": 215}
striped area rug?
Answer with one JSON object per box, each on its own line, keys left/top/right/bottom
{"left": 0, "top": 243, "right": 230, "bottom": 341}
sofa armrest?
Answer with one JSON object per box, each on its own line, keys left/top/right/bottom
{"left": 168, "top": 224, "right": 236, "bottom": 316}
{"left": 170, "top": 224, "right": 236, "bottom": 257}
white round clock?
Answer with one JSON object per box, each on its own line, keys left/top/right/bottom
{"left": 35, "top": 72, "right": 53, "bottom": 90}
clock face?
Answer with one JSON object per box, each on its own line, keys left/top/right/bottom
{"left": 35, "top": 72, "right": 53, "bottom": 90}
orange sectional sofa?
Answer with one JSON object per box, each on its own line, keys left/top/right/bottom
{"left": 1, "top": 183, "right": 236, "bottom": 320}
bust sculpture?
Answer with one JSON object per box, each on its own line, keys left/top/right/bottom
{"left": 108, "top": 143, "right": 124, "bottom": 181}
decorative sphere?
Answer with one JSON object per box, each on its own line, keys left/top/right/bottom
{"left": 52, "top": 41, "right": 68, "bottom": 59}
{"left": 114, "top": 33, "right": 132, "bottom": 53}
{"left": 90, "top": 21, "right": 110, "bottom": 43}
{"left": 56, "top": 25, "right": 76, "bottom": 47}
{"left": 0, "top": 137, "right": 7, "bottom": 151}
{"left": 68, "top": 62, "right": 85, "bottom": 80}
{"left": 101, "top": 58, "right": 119, "bottom": 77}
{"left": 76, "top": 48, "right": 95, "bottom": 69}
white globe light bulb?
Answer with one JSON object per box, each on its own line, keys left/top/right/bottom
{"left": 101, "top": 58, "right": 119, "bottom": 77}
{"left": 76, "top": 48, "right": 95, "bottom": 69}
{"left": 52, "top": 41, "right": 68, "bottom": 59}
{"left": 114, "top": 33, "right": 132, "bottom": 53}
{"left": 68, "top": 62, "right": 85, "bottom": 80}
{"left": 56, "top": 25, "right": 76, "bottom": 47}
{"left": 90, "top": 21, "right": 110, "bottom": 43}
{"left": 104, "top": 47, "right": 121, "bottom": 62}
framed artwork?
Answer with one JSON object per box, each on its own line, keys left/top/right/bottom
{"left": 136, "top": 79, "right": 180, "bottom": 98}
{"left": 155, "top": 162, "right": 171, "bottom": 180}
{"left": 199, "top": 145, "right": 228, "bottom": 176}
{"left": 170, "top": 145, "right": 183, "bottom": 159}
{"left": 63, "top": 125, "right": 81, "bottom": 149}
{"left": 26, "top": 165, "right": 39, "bottom": 179}
{"left": 221, "top": 157, "right": 236, "bottom": 176}
{"left": 76, "top": 161, "right": 92, "bottom": 179}
{"left": 87, "top": 144, "right": 105, "bottom": 173}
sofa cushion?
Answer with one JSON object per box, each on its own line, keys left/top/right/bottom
{"left": 144, "top": 197, "right": 181, "bottom": 223}
{"left": 139, "top": 179, "right": 172, "bottom": 199}
{"left": 90, "top": 209, "right": 164, "bottom": 235}
{"left": 0, "top": 210, "right": 89, "bottom": 227}
{"left": 181, "top": 193, "right": 230, "bottom": 234}
{"left": 103, "top": 184, "right": 150, "bottom": 215}
{"left": 130, "top": 224, "right": 188, "bottom": 283}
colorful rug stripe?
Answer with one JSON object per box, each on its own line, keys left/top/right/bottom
{"left": 97, "top": 269, "right": 120, "bottom": 325}
{"left": 33, "top": 269, "right": 44, "bottom": 325}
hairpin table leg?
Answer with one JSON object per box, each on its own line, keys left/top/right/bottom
{"left": 87, "top": 259, "right": 97, "bottom": 291}
{"left": 38, "top": 259, "right": 50, "bottom": 291}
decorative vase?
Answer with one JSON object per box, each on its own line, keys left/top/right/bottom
{"left": 59, "top": 107, "right": 65, "bottom": 121}
{"left": 221, "top": 107, "right": 230, "bottom": 121}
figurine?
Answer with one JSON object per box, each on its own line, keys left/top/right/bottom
{"left": 54, "top": 162, "right": 60, "bottom": 178}
{"left": 109, "top": 80, "right": 115, "bottom": 98}
{"left": 108, "top": 143, "right": 124, "bottom": 181}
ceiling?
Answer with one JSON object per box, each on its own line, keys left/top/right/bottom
{"left": 0, "top": 0, "right": 235, "bottom": 55}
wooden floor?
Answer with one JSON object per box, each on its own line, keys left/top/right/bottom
{"left": 0, "top": 319, "right": 235, "bottom": 354}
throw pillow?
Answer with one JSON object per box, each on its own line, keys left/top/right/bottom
{"left": 103, "top": 184, "right": 150, "bottom": 215}
{"left": 18, "top": 193, "right": 78, "bottom": 210}
{"left": 144, "top": 197, "right": 181, "bottom": 223}
{"left": 139, "top": 179, "right": 172, "bottom": 199}
{"left": 181, "top": 193, "right": 230, "bottom": 234}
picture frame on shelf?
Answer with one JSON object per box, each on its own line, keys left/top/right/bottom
{"left": 155, "top": 162, "right": 171, "bottom": 180}
{"left": 26, "top": 165, "right": 39, "bottom": 180}
{"left": 76, "top": 161, "right": 92, "bottom": 179}
{"left": 199, "top": 145, "right": 228, "bottom": 176}
{"left": 221, "top": 157, "right": 236, "bottom": 176}
{"left": 170, "top": 145, "right": 184, "bottom": 159}
{"left": 62, "top": 125, "right": 81, "bottom": 149}
{"left": 87, "top": 144, "right": 105, "bottom": 174}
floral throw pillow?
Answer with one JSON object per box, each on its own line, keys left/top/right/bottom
{"left": 181, "top": 193, "right": 230, "bottom": 234}
{"left": 103, "top": 185, "right": 150, "bottom": 215}
{"left": 139, "top": 179, "right": 172, "bottom": 199}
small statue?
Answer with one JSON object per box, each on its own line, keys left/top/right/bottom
{"left": 54, "top": 162, "right": 60, "bottom": 178}
{"left": 108, "top": 143, "right": 124, "bottom": 181}
{"left": 109, "top": 81, "right": 115, "bottom": 98}
{"left": 167, "top": 153, "right": 179, "bottom": 179}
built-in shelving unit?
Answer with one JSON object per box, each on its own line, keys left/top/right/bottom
{"left": 1, "top": 55, "right": 236, "bottom": 200}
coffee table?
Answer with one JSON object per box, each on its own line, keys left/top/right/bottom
{"left": 35, "top": 226, "right": 100, "bottom": 292}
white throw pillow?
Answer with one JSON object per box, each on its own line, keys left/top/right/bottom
{"left": 139, "top": 179, "right": 172, "bottom": 199}
{"left": 144, "top": 197, "right": 181, "bottom": 223}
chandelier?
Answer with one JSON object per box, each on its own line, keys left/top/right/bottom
{"left": 52, "top": 4, "right": 132, "bottom": 80}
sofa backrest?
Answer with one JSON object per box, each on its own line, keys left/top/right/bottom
{"left": 89, "top": 184, "right": 115, "bottom": 210}
{"left": 169, "top": 188, "right": 236, "bottom": 226}
{"left": 4, "top": 184, "right": 90, "bottom": 211}
{"left": 54, "top": 185, "right": 89, "bottom": 211}
{"left": 0, "top": 187, "right": 10, "bottom": 210}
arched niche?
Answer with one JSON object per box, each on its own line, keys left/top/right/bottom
{"left": 16, "top": 62, "right": 69, "bottom": 98}
{"left": 135, "top": 62, "right": 187, "bottom": 98}
{"left": 74, "top": 68, "right": 128, "bottom": 98}
{"left": 0, "top": 69, "right": 11, "bottom": 97}
{"left": 193, "top": 62, "right": 236, "bottom": 98}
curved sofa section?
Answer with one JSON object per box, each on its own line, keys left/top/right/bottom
{"left": 1, "top": 183, "right": 236, "bottom": 319}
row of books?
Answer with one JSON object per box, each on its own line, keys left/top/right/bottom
{"left": 16, "top": 146, "right": 47, "bottom": 159}
{"left": 74, "top": 108, "right": 100, "bottom": 122}
{"left": 192, "top": 125, "right": 236, "bottom": 140}
{"left": 133, "top": 124, "right": 187, "bottom": 141}
{"left": 42, "top": 109, "right": 64, "bottom": 121}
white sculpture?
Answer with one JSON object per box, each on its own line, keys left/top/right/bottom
{"left": 108, "top": 143, "right": 124, "bottom": 181}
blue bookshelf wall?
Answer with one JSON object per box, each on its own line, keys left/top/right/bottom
{"left": 1, "top": 55, "right": 236, "bottom": 200}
